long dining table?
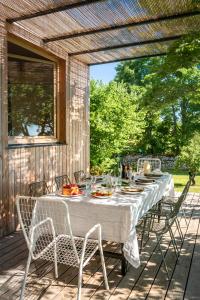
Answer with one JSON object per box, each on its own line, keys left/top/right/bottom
{"left": 41, "top": 173, "right": 174, "bottom": 275}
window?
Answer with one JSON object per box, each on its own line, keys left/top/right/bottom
{"left": 8, "top": 41, "right": 57, "bottom": 142}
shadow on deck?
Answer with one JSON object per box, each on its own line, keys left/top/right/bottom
{"left": 0, "top": 193, "right": 200, "bottom": 300}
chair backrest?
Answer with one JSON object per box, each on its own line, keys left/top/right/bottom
{"left": 137, "top": 158, "right": 161, "bottom": 173}
{"left": 160, "top": 179, "right": 192, "bottom": 235}
{"left": 55, "top": 175, "right": 71, "bottom": 190}
{"left": 74, "top": 170, "right": 86, "bottom": 184}
{"left": 170, "top": 179, "right": 191, "bottom": 219}
{"left": 16, "top": 196, "right": 79, "bottom": 261}
{"left": 29, "top": 181, "right": 50, "bottom": 197}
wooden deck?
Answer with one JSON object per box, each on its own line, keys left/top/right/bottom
{"left": 0, "top": 193, "right": 200, "bottom": 300}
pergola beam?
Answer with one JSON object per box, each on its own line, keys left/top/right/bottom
{"left": 69, "top": 35, "right": 182, "bottom": 56}
{"left": 6, "top": 0, "right": 105, "bottom": 23}
{"left": 89, "top": 52, "right": 167, "bottom": 66}
{"left": 43, "top": 10, "right": 200, "bottom": 43}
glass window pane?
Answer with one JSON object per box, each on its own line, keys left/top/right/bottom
{"left": 8, "top": 58, "right": 55, "bottom": 137}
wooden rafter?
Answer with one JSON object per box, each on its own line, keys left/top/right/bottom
{"left": 89, "top": 52, "right": 167, "bottom": 65}
{"left": 43, "top": 11, "right": 200, "bottom": 43}
{"left": 6, "top": 0, "right": 106, "bottom": 23}
{"left": 69, "top": 35, "right": 182, "bottom": 56}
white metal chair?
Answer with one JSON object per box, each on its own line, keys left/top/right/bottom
{"left": 29, "top": 180, "right": 50, "bottom": 197}
{"left": 16, "top": 196, "right": 109, "bottom": 300}
{"left": 137, "top": 157, "right": 161, "bottom": 173}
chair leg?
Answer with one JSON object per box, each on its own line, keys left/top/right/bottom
{"left": 175, "top": 218, "right": 184, "bottom": 242}
{"left": 54, "top": 242, "right": 58, "bottom": 279}
{"left": 140, "top": 217, "right": 147, "bottom": 253}
{"left": 181, "top": 208, "right": 189, "bottom": 226}
{"left": 99, "top": 243, "right": 109, "bottom": 290}
{"left": 20, "top": 252, "right": 32, "bottom": 300}
{"left": 77, "top": 267, "right": 83, "bottom": 300}
{"left": 156, "top": 235, "right": 170, "bottom": 280}
{"left": 169, "top": 228, "right": 179, "bottom": 259}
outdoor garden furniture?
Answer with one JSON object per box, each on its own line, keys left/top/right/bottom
{"left": 55, "top": 174, "right": 71, "bottom": 190}
{"left": 74, "top": 170, "right": 87, "bottom": 183}
{"left": 139, "top": 178, "right": 191, "bottom": 254}
{"left": 16, "top": 196, "right": 109, "bottom": 300}
{"left": 139, "top": 179, "right": 192, "bottom": 279}
{"left": 28, "top": 180, "right": 50, "bottom": 197}
{"left": 41, "top": 173, "right": 174, "bottom": 274}
{"left": 137, "top": 157, "right": 162, "bottom": 173}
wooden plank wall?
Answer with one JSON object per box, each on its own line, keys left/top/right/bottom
{"left": 8, "top": 145, "right": 68, "bottom": 232}
{"left": 0, "top": 21, "right": 9, "bottom": 237}
{"left": 66, "top": 58, "right": 90, "bottom": 179}
{"left": 0, "top": 23, "right": 90, "bottom": 236}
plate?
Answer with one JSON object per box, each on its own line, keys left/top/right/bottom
{"left": 92, "top": 194, "right": 112, "bottom": 199}
{"left": 56, "top": 192, "right": 83, "bottom": 197}
{"left": 135, "top": 178, "right": 155, "bottom": 183}
{"left": 121, "top": 188, "right": 144, "bottom": 194}
{"left": 145, "top": 173, "right": 163, "bottom": 178}
{"left": 135, "top": 181, "right": 154, "bottom": 185}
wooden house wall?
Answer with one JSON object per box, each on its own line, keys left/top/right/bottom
{"left": 0, "top": 22, "right": 90, "bottom": 236}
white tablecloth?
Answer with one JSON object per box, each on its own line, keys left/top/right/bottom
{"left": 41, "top": 174, "right": 174, "bottom": 268}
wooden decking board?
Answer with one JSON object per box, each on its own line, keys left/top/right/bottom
{"left": 107, "top": 231, "right": 162, "bottom": 300}
{"left": 127, "top": 235, "right": 172, "bottom": 300}
{"left": 165, "top": 194, "right": 200, "bottom": 300}
{"left": 0, "top": 247, "right": 28, "bottom": 271}
{"left": 89, "top": 241, "right": 151, "bottom": 300}
{"left": 184, "top": 213, "right": 200, "bottom": 299}
{"left": 0, "top": 253, "right": 52, "bottom": 297}
{"left": 6, "top": 253, "right": 62, "bottom": 299}
{"left": 46, "top": 243, "right": 120, "bottom": 300}
{"left": 145, "top": 194, "right": 196, "bottom": 300}
{"left": 0, "top": 193, "right": 200, "bottom": 300}
{"left": 89, "top": 261, "right": 122, "bottom": 300}
{"left": 0, "top": 231, "right": 23, "bottom": 251}
{"left": 126, "top": 215, "right": 186, "bottom": 300}
{"left": 24, "top": 242, "right": 118, "bottom": 300}
{"left": 127, "top": 193, "right": 195, "bottom": 300}
{"left": 0, "top": 238, "right": 27, "bottom": 258}
{"left": 80, "top": 256, "right": 120, "bottom": 299}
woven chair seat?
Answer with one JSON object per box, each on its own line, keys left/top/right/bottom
{"left": 34, "top": 234, "right": 99, "bottom": 267}
{"left": 150, "top": 219, "right": 174, "bottom": 235}
{"left": 161, "top": 196, "right": 179, "bottom": 205}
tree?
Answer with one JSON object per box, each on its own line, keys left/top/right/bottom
{"left": 115, "top": 57, "right": 164, "bottom": 87}
{"left": 114, "top": 33, "right": 200, "bottom": 155}
{"left": 90, "top": 80, "right": 144, "bottom": 171}
{"left": 176, "top": 133, "right": 200, "bottom": 185}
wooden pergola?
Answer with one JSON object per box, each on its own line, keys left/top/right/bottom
{"left": 0, "top": 0, "right": 199, "bottom": 236}
{"left": 2, "top": 0, "right": 200, "bottom": 64}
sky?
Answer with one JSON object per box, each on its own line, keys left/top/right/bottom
{"left": 90, "top": 62, "right": 118, "bottom": 84}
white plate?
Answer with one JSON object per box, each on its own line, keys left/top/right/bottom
{"left": 56, "top": 193, "right": 83, "bottom": 198}
{"left": 92, "top": 194, "right": 112, "bottom": 199}
{"left": 121, "top": 190, "right": 143, "bottom": 195}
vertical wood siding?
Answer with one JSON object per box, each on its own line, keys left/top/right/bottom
{"left": 0, "top": 22, "right": 9, "bottom": 237}
{"left": 66, "top": 58, "right": 90, "bottom": 179}
{"left": 0, "top": 25, "right": 90, "bottom": 236}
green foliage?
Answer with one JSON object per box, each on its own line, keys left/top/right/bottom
{"left": 90, "top": 80, "right": 144, "bottom": 171}
{"left": 115, "top": 57, "right": 164, "bottom": 87}
{"left": 176, "top": 133, "right": 200, "bottom": 173}
{"left": 90, "top": 33, "right": 200, "bottom": 169}
{"left": 160, "top": 33, "right": 200, "bottom": 74}
{"left": 8, "top": 83, "right": 54, "bottom": 136}
{"left": 114, "top": 33, "right": 200, "bottom": 155}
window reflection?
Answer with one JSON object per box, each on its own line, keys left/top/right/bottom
{"left": 8, "top": 58, "right": 55, "bottom": 137}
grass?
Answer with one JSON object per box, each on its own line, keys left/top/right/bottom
{"left": 166, "top": 170, "right": 200, "bottom": 193}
